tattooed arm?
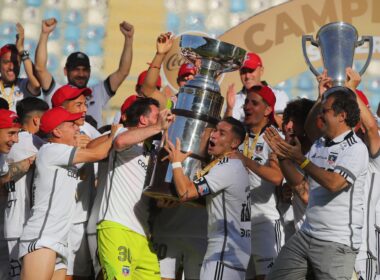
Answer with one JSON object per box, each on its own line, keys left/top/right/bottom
{"left": 1, "top": 156, "right": 35, "bottom": 185}
{"left": 292, "top": 179, "right": 309, "bottom": 205}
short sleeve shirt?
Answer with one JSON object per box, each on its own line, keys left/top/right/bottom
{"left": 301, "top": 131, "right": 368, "bottom": 249}
{"left": 194, "top": 158, "right": 251, "bottom": 270}
{"left": 20, "top": 143, "right": 79, "bottom": 256}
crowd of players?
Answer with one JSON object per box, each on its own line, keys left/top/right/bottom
{"left": 0, "top": 17, "right": 379, "bottom": 280}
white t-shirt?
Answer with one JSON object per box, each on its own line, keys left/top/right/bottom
{"left": 301, "top": 131, "right": 368, "bottom": 249}
{"left": 20, "top": 143, "right": 79, "bottom": 256}
{"left": 194, "top": 158, "right": 251, "bottom": 270}
{"left": 0, "top": 78, "right": 40, "bottom": 111}
{"left": 4, "top": 131, "right": 45, "bottom": 239}
{"left": 44, "top": 78, "right": 114, "bottom": 128}
{"left": 98, "top": 127, "right": 151, "bottom": 236}
{"left": 238, "top": 128, "right": 281, "bottom": 224}
{"left": 70, "top": 122, "right": 100, "bottom": 224}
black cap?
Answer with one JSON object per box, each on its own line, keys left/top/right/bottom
{"left": 65, "top": 52, "right": 90, "bottom": 70}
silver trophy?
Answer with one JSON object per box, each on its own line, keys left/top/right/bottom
{"left": 143, "top": 35, "right": 246, "bottom": 201}
{"left": 302, "top": 22, "right": 373, "bottom": 86}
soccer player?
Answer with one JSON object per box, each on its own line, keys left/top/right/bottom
{"left": 4, "top": 97, "right": 48, "bottom": 279}
{"left": 266, "top": 87, "right": 368, "bottom": 279}
{"left": 232, "top": 85, "right": 284, "bottom": 280}
{"left": 0, "top": 23, "right": 40, "bottom": 111}
{"left": 34, "top": 18, "right": 134, "bottom": 127}
{"left": 19, "top": 107, "right": 117, "bottom": 280}
{"left": 97, "top": 98, "right": 174, "bottom": 279}
{"left": 163, "top": 117, "right": 251, "bottom": 280}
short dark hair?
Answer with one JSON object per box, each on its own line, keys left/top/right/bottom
{"left": 0, "top": 97, "right": 9, "bottom": 110}
{"left": 222, "top": 117, "right": 246, "bottom": 145}
{"left": 16, "top": 97, "right": 49, "bottom": 123}
{"left": 124, "top": 98, "right": 160, "bottom": 127}
{"left": 324, "top": 87, "right": 360, "bottom": 128}
{"left": 283, "top": 98, "right": 315, "bottom": 126}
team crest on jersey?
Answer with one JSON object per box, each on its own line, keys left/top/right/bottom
{"left": 327, "top": 152, "right": 338, "bottom": 165}
{"left": 255, "top": 143, "right": 264, "bottom": 153}
{"left": 122, "top": 266, "right": 130, "bottom": 276}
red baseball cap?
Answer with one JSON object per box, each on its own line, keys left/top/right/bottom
{"left": 356, "top": 89, "right": 369, "bottom": 107}
{"left": 40, "top": 107, "right": 82, "bottom": 133}
{"left": 0, "top": 44, "right": 17, "bottom": 58}
{"left": 249, "top": 86, "right": 276, "bottom": 121}
{"left": 137, "top": 70, "right": 162, "bottom": 88}
{"left": 52, "top": 85, "right": 92, "bottom": 107}
{"left": 178, "top": 63, "right": 197, "bottom": 78}
{"left": 0, "top": 109, "right": 21, "bottom": 129}
{"left": 242, "top": 52, "right": 263, "bottom": 70}
{"left": 121, "top": 95, "right": 140, "bottom": 114}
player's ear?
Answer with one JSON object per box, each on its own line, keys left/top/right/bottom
{"left": 231, "top": 136, "right": 240, "bottom": 150}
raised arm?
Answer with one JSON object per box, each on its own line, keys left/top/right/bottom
{"left": 141, "top": 32, "right": 173, "bottom": 109}
{"left": 72, "top": 124, "right": 118, "bottom": 164}
{"left": 15, "top": 23, "right": 40, "bottom": 95}
{"left": 223, "top": 83, "right": 236, "bottom": 118}
{"left": 108, "top": 21, "right": 134, "bottom": 92}
{"left": 304, "top": 70, "right": 332, "bottom": 143}
{"left": 113, "top": 109, "right": 174, "bottom": 152}
{"left": 34, "top": 18, "right": 57, "bottom": 91}
{"left": 163, "top": 138, "right": 198, "bottom": 202}
{"left": 345, "top": 68, "right": 380, "bottom": 156}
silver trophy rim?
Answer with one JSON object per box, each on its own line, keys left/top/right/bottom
{"left": 316, "top": 21, "right": 358, "bottom": 39}
{"left": 179, "top": 34, "right": 247, "bottom": 73}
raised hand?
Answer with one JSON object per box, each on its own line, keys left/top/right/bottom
{"left": 74, "top": 134, "right": 91, "bottom": 149}
{"left": 157, "top": 109, "right": 175, "bottom": 131}
{"left": 119, "top": 21, "right": 134, "bottom": 39}
{"left": 156, "top": 32, "right": 174, "bottom": 55}
{"left": 15, "top": 23, "right": 25, "bottom": 53}
{"left": 317, "top": 69, "right": 332, "bottom": 99}
{"left": 345, "top": 67, "right": 361, "bottom": 92}
{"left": 226, "top": 83, "right": 236, "bottom": 110}
{"left": 41, "top": 18, "right": 57, "bottom": 34}
{"left": 163, "top": 138, "right": 192, "bottom": 163}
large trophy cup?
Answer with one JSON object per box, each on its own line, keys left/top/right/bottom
{"left": 143, "top": 35, "right": 246, "bottom": 201}
{"left": 302, "top": 22, "right": 373, "bottom": 86}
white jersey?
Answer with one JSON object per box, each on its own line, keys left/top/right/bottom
{"left": 98, "top": 127, "right": 151, "bottom": 236}
{"left": 4, "top": 131, "right": 45, "bottom": 239}
{"left": 70, "top": 122, "right": 100, "bottom": 224}
{"left": 0, "top": 154, "right": 8, "bottom": 241}
{"left": 238, "top": 128, "right": 281, "bottom": 224}
{"left": 194, "top": 158, "right": 251, "bottom": 270}
{"left": 301, "top": 131, "right": 368, "bottom": 249}
{"left": 44, "top": 78, "right": 114, "bottom": 128}
{"left": 0, "top": 78, "right": 40, "bottom": 111}
{"left": 20, "top": 143, "right": 79, "bottom": 257}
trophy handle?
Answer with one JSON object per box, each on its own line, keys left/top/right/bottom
{"left": 302, "top": 35, "right": 320, "bottom": 77}
{"left": 356, "top": 36, "right": 373, "bottom": 76}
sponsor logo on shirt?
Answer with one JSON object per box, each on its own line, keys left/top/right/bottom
{"left": 138, "top": 159, "right": 148, "bottom": 171}
{"left": 67, "top": 167, "right": 79, "bottom": 179}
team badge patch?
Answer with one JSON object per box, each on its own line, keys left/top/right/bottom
{"left": 194, "top": 177, "right": 211, "bottom": 196}
{"left": 255, "top": 143, "right": 264, "bottom": 153}
{"left": 122, "top": 266, "right": 130, "bottom": 276}
{"left": 327, "top": 153, "right": 338, "bottom": 165}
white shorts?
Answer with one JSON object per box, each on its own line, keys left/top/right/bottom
{"left": 246, "top": 219, "right": 284, "bottom": 277}
{"left": 200, "top": 260, "right": 245, "bottom": 280}
{"left": 19, "top": 237, "right": 67, "bottom": 271}
{"left": 355, "top": 250, "right": 376, "bottom": 280}
{"left": 67, "top": 222, "right": 92, "bottom": 276}
{"left": 7, "top": 239, "right": 21, "bottom": 279}
{"left": 153, "top": 236, "right": 207, "bottom": 279}
{"left": 87, "top": 232, "right": 101, "bottom": 277}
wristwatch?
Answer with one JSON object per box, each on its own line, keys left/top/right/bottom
{"left": 19, "top": 50, "right": 30, "bottom": 61}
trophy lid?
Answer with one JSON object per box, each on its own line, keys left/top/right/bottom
{"left": 180, "top": 35, "right": 246, "bottom": 74}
